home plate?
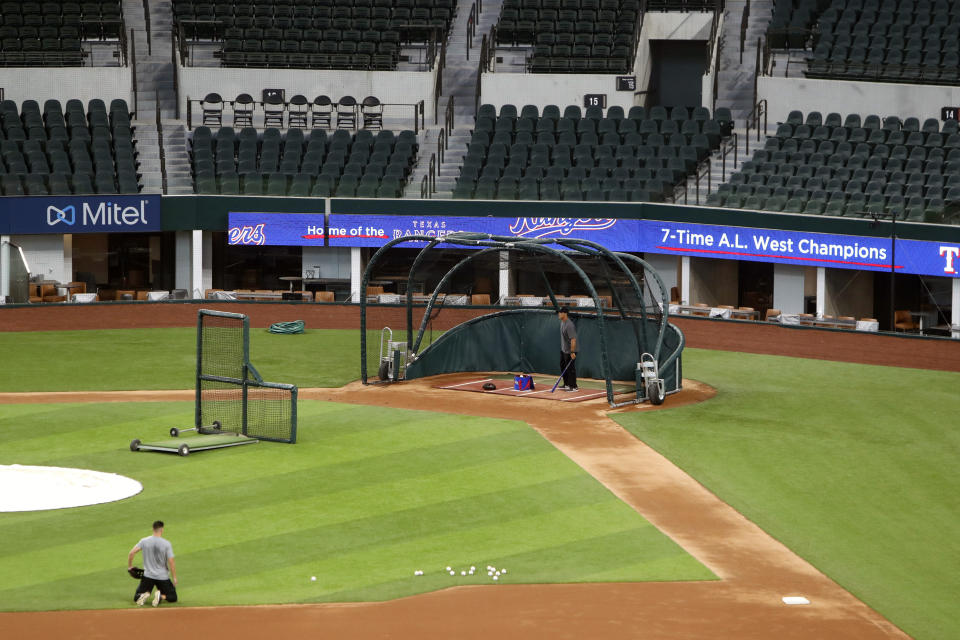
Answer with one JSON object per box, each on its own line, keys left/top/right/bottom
{"left": 782, "top": 596, "right": 811, "bottom": 605}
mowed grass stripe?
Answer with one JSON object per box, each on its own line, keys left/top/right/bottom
{"left": 0, "top": 400, "right": 526, "bottom": 494}
{"left": 0, "top": 451, "right": 580, "bottom": 582}
{"left": 326, "top": 529, "right": 715, "bottom": 603}
{"left": 0, "top": 426, "right": 558, "bottom": 557}
{"left": 0, "top": 328, "right": 388, "bottom": 391}
{"left": 176, "top": 502, "right": 688, "bottom": 606}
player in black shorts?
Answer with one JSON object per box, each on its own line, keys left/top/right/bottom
{"left": 128, "top": 520, "right": 178, "bottom": 606}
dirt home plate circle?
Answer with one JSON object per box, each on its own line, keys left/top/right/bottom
{"left": 0, "top": 464, "right": 142, "bottom": 512}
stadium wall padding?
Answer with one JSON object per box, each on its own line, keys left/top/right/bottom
{"left": 404, "top": 308, "right": 683, "bottom": 392}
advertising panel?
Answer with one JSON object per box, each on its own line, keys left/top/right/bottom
{"left": 637, "top": 219, "right": 960, "bottom": 278}
{"left": 227, "top": 212, "right": 326, "bottom": 246}
{"left": 325, "top": 214, "right": 640, "bottom": 250}
{"left": 225, "top": 211, "right": 960, "bottom": 279}
{"left": 1, "top": 195, "right": 161, "bottom": 234}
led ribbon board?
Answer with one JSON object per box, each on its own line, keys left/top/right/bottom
{"left": 228, "top": 212, "right": 960, "bottom": 279}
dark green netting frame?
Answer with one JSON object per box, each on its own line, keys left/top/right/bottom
{"left": 359, "top": 233, "right": 684, "bottom": 407}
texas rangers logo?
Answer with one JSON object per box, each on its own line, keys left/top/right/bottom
{"left": 227, "top": 224, "right": 266, "bottom": 245}
{"left": 941, "top": 246, "right": 960, "bottom": 274}
{"left": 509, "top": 218, "right": 617, "bottom": 238}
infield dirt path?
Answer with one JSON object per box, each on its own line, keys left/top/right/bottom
{"left": 0, "top": 379, "right": 909, "bottom": 639}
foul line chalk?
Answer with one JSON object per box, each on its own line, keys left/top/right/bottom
{"left": 442, "top": 379, "right": 493, "bottom": 389}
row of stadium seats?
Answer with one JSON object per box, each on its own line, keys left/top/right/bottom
{"left": 175, "top": 0, "right": 454, "bottom": 70}
{"left": 0, "top": 99, "right": 138, "bottom": 194}
{"left": 0, "top": 0, "right": 123, "bottom": 65}
{"left": 785, "top": 0, "right": 960, "bottom": 83}
{"left": 707, "top": 111, "right": 960, "bottom": 223}
{"left": 191, "top": 126, "right": 417, "bottom": 197}
{"left": 496, "top": 0, "right": 639, "bottom": 74}
{"left": 766, "top": 0, "right": 829, "bottom": 49}
{"left": 0, "top": 1, "right": 122, "bottom": 22}
{"left": 454, "top": 104, "right": 726, "bottom": 201}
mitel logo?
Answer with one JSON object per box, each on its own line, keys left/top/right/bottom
{"left": 509, "top": 218, "right": 617, "bottom": 238}
{"left": 47, "top": 205, "right": 76, "bottom": 226}
{"left": 940, "top": 246, "right": 960, "bottom": 274}
{"left": 228, "top": 224, "right": 266, "bottom": 245}
{"left": 46, "top": 200, "right": 149, "bottom": 227}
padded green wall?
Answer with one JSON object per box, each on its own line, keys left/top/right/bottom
{"left": 405, "top": 308, "right": 682, "bottom": 393}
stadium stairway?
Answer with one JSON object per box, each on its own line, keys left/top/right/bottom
{"left": 404, "top": 0, "right": 505, "bottom": 197}
{"left": 716, "top": 0, "right": 773, "bottom": 123}
{"left": 677, "top": 0, "right": 773, "bottom": 205}
{"left": 122, "top": 0, "right": 191, "bottom": 194}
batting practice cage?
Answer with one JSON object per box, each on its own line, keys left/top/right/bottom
{"left": 359, "top": 233, "right": 684, "bottom": 407}
{"left": 195, "top": 309, "right": 298, "bottom": 443}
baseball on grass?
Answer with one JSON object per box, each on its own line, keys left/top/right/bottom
{"left": 311, "top": 576, "right": 317, "bottom": 581}
{"left": 493, "top": 575, "right": 499, "bottom": 581}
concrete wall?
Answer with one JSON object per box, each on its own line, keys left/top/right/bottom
{"left": 177, "top": 67, "right": 437, "bottom": 125}
{"left": 689, "top": 256, "right": 737, "bottom": 306}
{"left": 479, "top": 72, "right": 638, "bottom": 113}
{"left": 643, "top": 252, "right": 679, "bottom": 301}
{"left": 772, "top": 263, "right": 805, "bottom": 314}
{"left": 175, "top": 231, "right": 191, "bottom": 291}
{"left": 302, "top": 246, "right": 351, "bottom": 279}
{"left": 0, "top": 68, "right": 132, "bottom": 111}
{"left": 637, "top": 12, "right": 715, "bottom": 109}
{"left": 758, "top": 76, "right": 960, "bottom": 125}
{"left": 11, "top": 235, "right": 68, "bottom": 283}
{"left": 825, "top": 268, "right": 874, "bottom": 320}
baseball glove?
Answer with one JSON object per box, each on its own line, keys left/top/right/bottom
{"left": 128, "top": 567, "right": 144, "bottom": 579}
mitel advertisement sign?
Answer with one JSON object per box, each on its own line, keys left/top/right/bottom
{"left": 0, "top": 194, "right": 161, "bottom": 234}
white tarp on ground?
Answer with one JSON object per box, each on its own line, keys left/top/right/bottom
{"left": 0, "top": 465, "right": 142, "bottom": 512}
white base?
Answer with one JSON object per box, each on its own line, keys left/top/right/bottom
{"left": 782, "top": 596, "right": 811, "bottom": 605}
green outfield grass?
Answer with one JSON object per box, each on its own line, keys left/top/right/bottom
{"left": 2, "top": 326, "right": 957, "bottom": 638}
{"left": 0, "top": 328, "right": 392, "bottom": 391}
{"left": 0, "top": 400, "right": 714, "bottom": 611}
{"left": 613, "top": 349, "right": 960, "bottom": 640}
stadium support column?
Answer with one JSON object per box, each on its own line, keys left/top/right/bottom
{"left": 175, "top": 231, "right": 191, "bottom": 292}
{"left": 680, "top": 256, "right": 690, "bottom": 304}
{"left": 0, "top": 235, "right": 9, "bottom": 301}
{"left": 350, "top": 247, "right": 362, "bottom": 302}
{"left": 953, "top": 278, "right": 960, "bottom": 340}
{"left": 816, "top": 267, "right": 826, "bottom": 317}
{"left": 202, "top": 232, "right": 213, "bottom": 292}
{"left": 190, "top": 230, "right": 212, "bottom": 298}
{"left": 62, "top": 235, "right": 72, "bottom": 286}
{"left": 773, "top": 263, "right": 805, "bottom": 314}
{"left": 498, "top": 251, "right": 512, "bottom": 302}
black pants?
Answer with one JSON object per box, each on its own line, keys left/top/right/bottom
{"left": 560, "top": 352, "right": 577, "bottom": 389}
{"left": 135, "top": 577, "right": 178, "bottom": 603}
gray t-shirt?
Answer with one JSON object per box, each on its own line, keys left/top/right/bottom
{"left": 138, "top": 536, "right": 174, "bottom": 580}
{"left": 560, "top": 317, "right": 577, "bottom": 353}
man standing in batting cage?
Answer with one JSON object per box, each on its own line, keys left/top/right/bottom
{"left": 558, "top": 306, "right": 579, "bottom": 392}
{"left": 128, "top": 520, "right": 178, "bottom": 607}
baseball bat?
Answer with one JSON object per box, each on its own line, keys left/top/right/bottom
{"left": 551, "top": 360, "right": 574, "bottom": 393}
